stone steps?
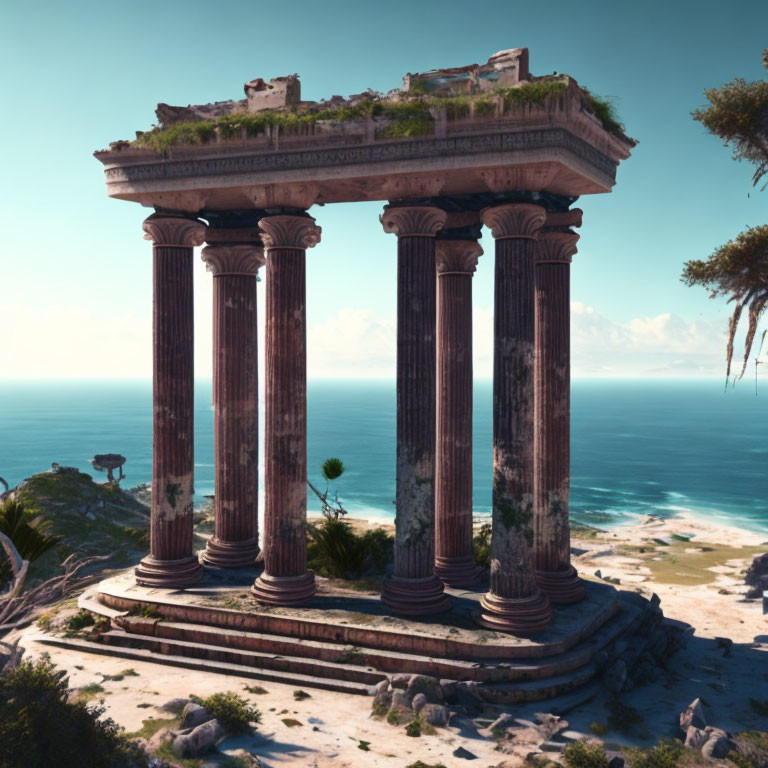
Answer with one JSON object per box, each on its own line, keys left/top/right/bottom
{"left": 32, "top": 633, "right": 376, "bottom": 696}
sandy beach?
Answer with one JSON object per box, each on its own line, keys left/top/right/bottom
{"left": 13, "top": 510, "right": 768, "bottom": 767}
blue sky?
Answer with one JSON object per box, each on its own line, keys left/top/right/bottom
{"left": 1, "top": 0, "right": 766, "bottom": 378}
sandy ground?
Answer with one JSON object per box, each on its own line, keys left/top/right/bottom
{"left": 13, "top": 511, "right": 768, "bottom": 768}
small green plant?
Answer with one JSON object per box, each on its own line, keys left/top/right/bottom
{"left": 244, "top": 684, "right": 268, "bottom": 694}
{"left": 191, "top": 691, "right": 261, "bottom": 735}
{"left": 563, "top": 740, "right": 609, "bottom": 768}
{"left": 387, "top": 708, "right": 402, "bottom": 725}
{"left": 126, "top": 716, "right": 180, "bottom": 740}
{"left": 127, "top": 603, "right": 160, "bottom": 619}
{"left": 66, "top": 609, "right": 96, "bottom": 631}
{"left": 358, "top": 740, "right": 371, "bottom": 751}
{"left": 405, "top": 713, "right": 435, "bottom": 738}
{"left": 293, "top": 689, "right": 311, "bottom": 701}
{"left": 589, "top": 722, "right": 609, "bottom": 736}
{"left": 473, "top": 523, "right": 492, "bottom": 569}
{"left": 36, "top": 612, "right": 53, "bottom": 630}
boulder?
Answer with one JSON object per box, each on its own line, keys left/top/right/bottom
{"left": 181, "top": 702, "right": 213, "bottom": 730}
{"left": 172, "top": 719, "right": 225, "bottom": 758}
{"left": 406, "top": 675, "right": 443, "bottom": 704}
{"left": 148, "top": 726, "right": 174, "bottom": 752}
{"left": 391, "top": 690, "right": 411, "bottom": 710}
{"left": 440, "top": 679, "right": 458, "bottom": 700}
{"left": 391, "top": 673, "right": 411, "bottom": 689}
{"left": 684, "top": 726, "right": 708, "bottom": 749}
{"left": 702, "top": 732, "right": 735, "bottom": 760}
{"left": 745, "top": 553, "right": 768, "bottom": 598}
{"left": 411, "top": 693, "right": 428, "bottom": 713}
{"left": 374, "top": 679, "right": 390, "bottom": 697}
{"left": 454, "top": 681, "right": 483, "bottom": 715}
{"left": 161, "top": 698, "right": 189, "bottom": 715}
{"left": 680, "top": 698, "right": 706, "bottom": 731}
{"left": 421, "top": 703, "right": 449, "bottom": 727}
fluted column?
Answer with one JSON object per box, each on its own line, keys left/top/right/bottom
{"left": 477, "top": 203, "right": 551, "bottom": 633}
{"left": 201, "top": 229, "right": 264, "bottom": 569}
{"left": 534, "top": 223, "right": 584, "bottom": 603}
{"left": 434, "top": 237, "right": 484, "bottom": 587}
{"left": 380, "top": 205, "right": 451, "bottom": 616}
{"left": 252, "top": 214, "right": 320, "bottom": 605}
{"left": 136, "top": 214, "right": 205, "bottom": 588}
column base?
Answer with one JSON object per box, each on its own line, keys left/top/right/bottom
{"left": 202, "top": 537, "right": 260, "bottom": 569}
{"left": 251, "top": 571, "right": 316, "bottom": 606}
{"left": 435, "top": 555, "right": 485, "bottom": 588}
{"left": 535, "top": 565, "right": 585, "bottom": 604}
{"left": 135, "top": 554, "right": 202, "bottom": 589}
{"left": 476, "top": 589, "right": 552, "bottom": 635}
{"left": 381, "top": 573, "right": 452, "bottom": 616}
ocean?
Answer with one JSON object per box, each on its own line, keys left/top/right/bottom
{"left": 1, "top": 379, "right": 767, "bottom": 535}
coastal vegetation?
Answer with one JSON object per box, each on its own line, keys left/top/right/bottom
{"left": 130, "top": 77, "right": 624, "bottom": 155}
{"left": 683, "top": 49, "right": 768, "bottom": 380}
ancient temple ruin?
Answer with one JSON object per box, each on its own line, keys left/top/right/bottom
{"left": 69, "top": 49, "right": 641, "bottom": 702}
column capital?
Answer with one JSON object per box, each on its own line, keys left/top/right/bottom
{"left": 536, "top": 231, "right": 580, "bottom": 264}
{"left": 545, "top": 208, "right": 583, "bottom": 230}
{"left": 436, "top": 239, "right": 483, "bottom": 276}
{"left": 202, "top": 244, "right": 265, "bottom": 276}
{"left": 143, "top": 214, "right": 205, "bottom": 247}
{"left": 481, "top": 203, "right": 546, "bottom": 240}
{"left": 381, "top": 205, "right": 447, "bottom": 237}
{"left": 259, "top": 215, "right": 321, "bottom": 250}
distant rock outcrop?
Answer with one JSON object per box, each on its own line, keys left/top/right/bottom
{"left": 745, "top": 552, "right": 768, "bottom": 598}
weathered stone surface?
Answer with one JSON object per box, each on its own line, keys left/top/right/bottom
{"left": 181, "top": 702, "right": 213, "bottom": 730}
{"left": 685, "top": 726, "right": 708, "bottom": 749}
{"left": 745, "top": 553, "right": 768, "bottom": 598}
{"left": 411, "top": 693, "right": 428, "bottom": 713}
{"left": 422, "top": 703, "right": 450, "bottom": 727}
{"left": 702, "top": 732, "right": 735, "bottom": 760}
{"left": 680, "top": 698, "right": 706, "bottom": 731}
{"left": 160, "top": 697, "right": 189, "bottom": 714}
{"left": 148, "top": 726, "right": 174, "bottom": 752}
{"left": 391, "top": 690, "right": 411, "bottom": 710}
{"left": 172, "top": 719, "right": 225, "bottom": 757}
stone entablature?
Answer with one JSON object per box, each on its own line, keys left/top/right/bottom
{"left": 95, "top": 50, "right": 635, "bottom": 213}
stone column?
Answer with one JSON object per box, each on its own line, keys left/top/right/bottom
{"left": 252, "top": 214, "right": 321, "bottom": 605}
{"left": 434, "top": 236, "right": 484, "bottom": 587}
{"left": 136, "top": 213, "right": 205, "bottom": 588}
{"left": 477, "top": 203, "right": 551, "bottom": 633}
{"left": 201, "top": 229, "right": 264, "bottom": 569}
{"left": 534, "top": 226, "right": 585, "bottom": 603}
{"left": 380, "top": 205, "right": 451, "bottom": 616}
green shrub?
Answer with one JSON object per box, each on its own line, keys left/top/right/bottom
{"left": 67, "top": 609, "right": 96, "bottom": 631}
{"left": 624, "top": 740, "right": 687, "bottom": 768}
{"left": 192, "top": 691, "right": 261, "bottom": 735}
{"left": 730, "top": 731, "right": 768, "bottom": 768}
{"left": 0, "top": 655, "right": 148, "bottom": 768}
{"left": 360, "top": 528, "right": 394, "bottom": 572}
{"left": 563, "top": 741, "right": 609, "bottom": 768}
{"left": 473, "top": 523, "right": 492, "bottom": 569}
{"left": 307, "top": 517, "right": 367, "bottom": 577}
{"left": 0, "top": 499, "right": 61, "bottom": 585}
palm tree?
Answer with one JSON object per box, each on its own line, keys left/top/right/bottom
{"left": 682, "top": 50, "right": 768, "bottom": 379}
{"left": 0, "top": 500, "right": 61, "bottom": 587}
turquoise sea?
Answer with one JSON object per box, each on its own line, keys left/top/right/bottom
{"left": 1, "top": 379, "right": 767, "bottom": 534}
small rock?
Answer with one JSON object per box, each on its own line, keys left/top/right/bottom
{"left": 181, "top": 702, "right": 213, "bottom": 730}
{"left": 440, "top": 679, "right": 458, "bottom": 699}
{"left": 391, "top": 690, "right": 411, "bottom": 710}
{"left": 406, "top": 675, "right": 443, "bottom": 704}
{"left": 607, "top": 755, "right": 625, "bottom": 768}
{"left": 594, "top": 570, "right": 602, "bottom": 579}
{"left": 453, "top": 746, "right": 478, "bottom": 760}
{"left": 161, "top": 698, "right": 189, "bottom": 715}
{"left": 488, "top": 713, "right": 516, "bottom": 732}
{"left": 560, "top": 730, "right": 590, "bottom": 742}
{"left": 411, "top": 693, "right": 428, "bottom": 713}
{"left": 421, "top": 703, "right": 449, "bottom": 727}
{"left": 540, "top": 741, "right": 566, "bottom": 752}
{"left": 680, "top": 698, "right": 706, "bottom": 731}
{"left": 172, "top": 719, "right": 225, "bottom": 758}
{"left": 702, "top": 733, "right": 735, "bottom": 760}
{"left": 685, "top": 726, "right": 708, "bottom": 749}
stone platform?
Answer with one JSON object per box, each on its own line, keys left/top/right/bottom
{"left": 34, "top": 569, "right": 658, "bottom": 706}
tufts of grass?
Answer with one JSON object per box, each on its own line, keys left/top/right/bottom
{"left": 126, "top": 716, "right": 179, "bottom": 740}
{"left": 293, "top": 689, "right": 311, "bottom": 701}
{"left": 585, "top": 93, "right": 625, "bottom": 135}
{"left": 244, "top": 684, "right": 268, "bottom": 695}
{"left": 624, "top": 740, "right": 695, "bottom": 768}
{"left": 191, "top": 691, "right": 261, "bottom": 735}
{"left": 65, "top": 609, "right": 95, "bottom": 632}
